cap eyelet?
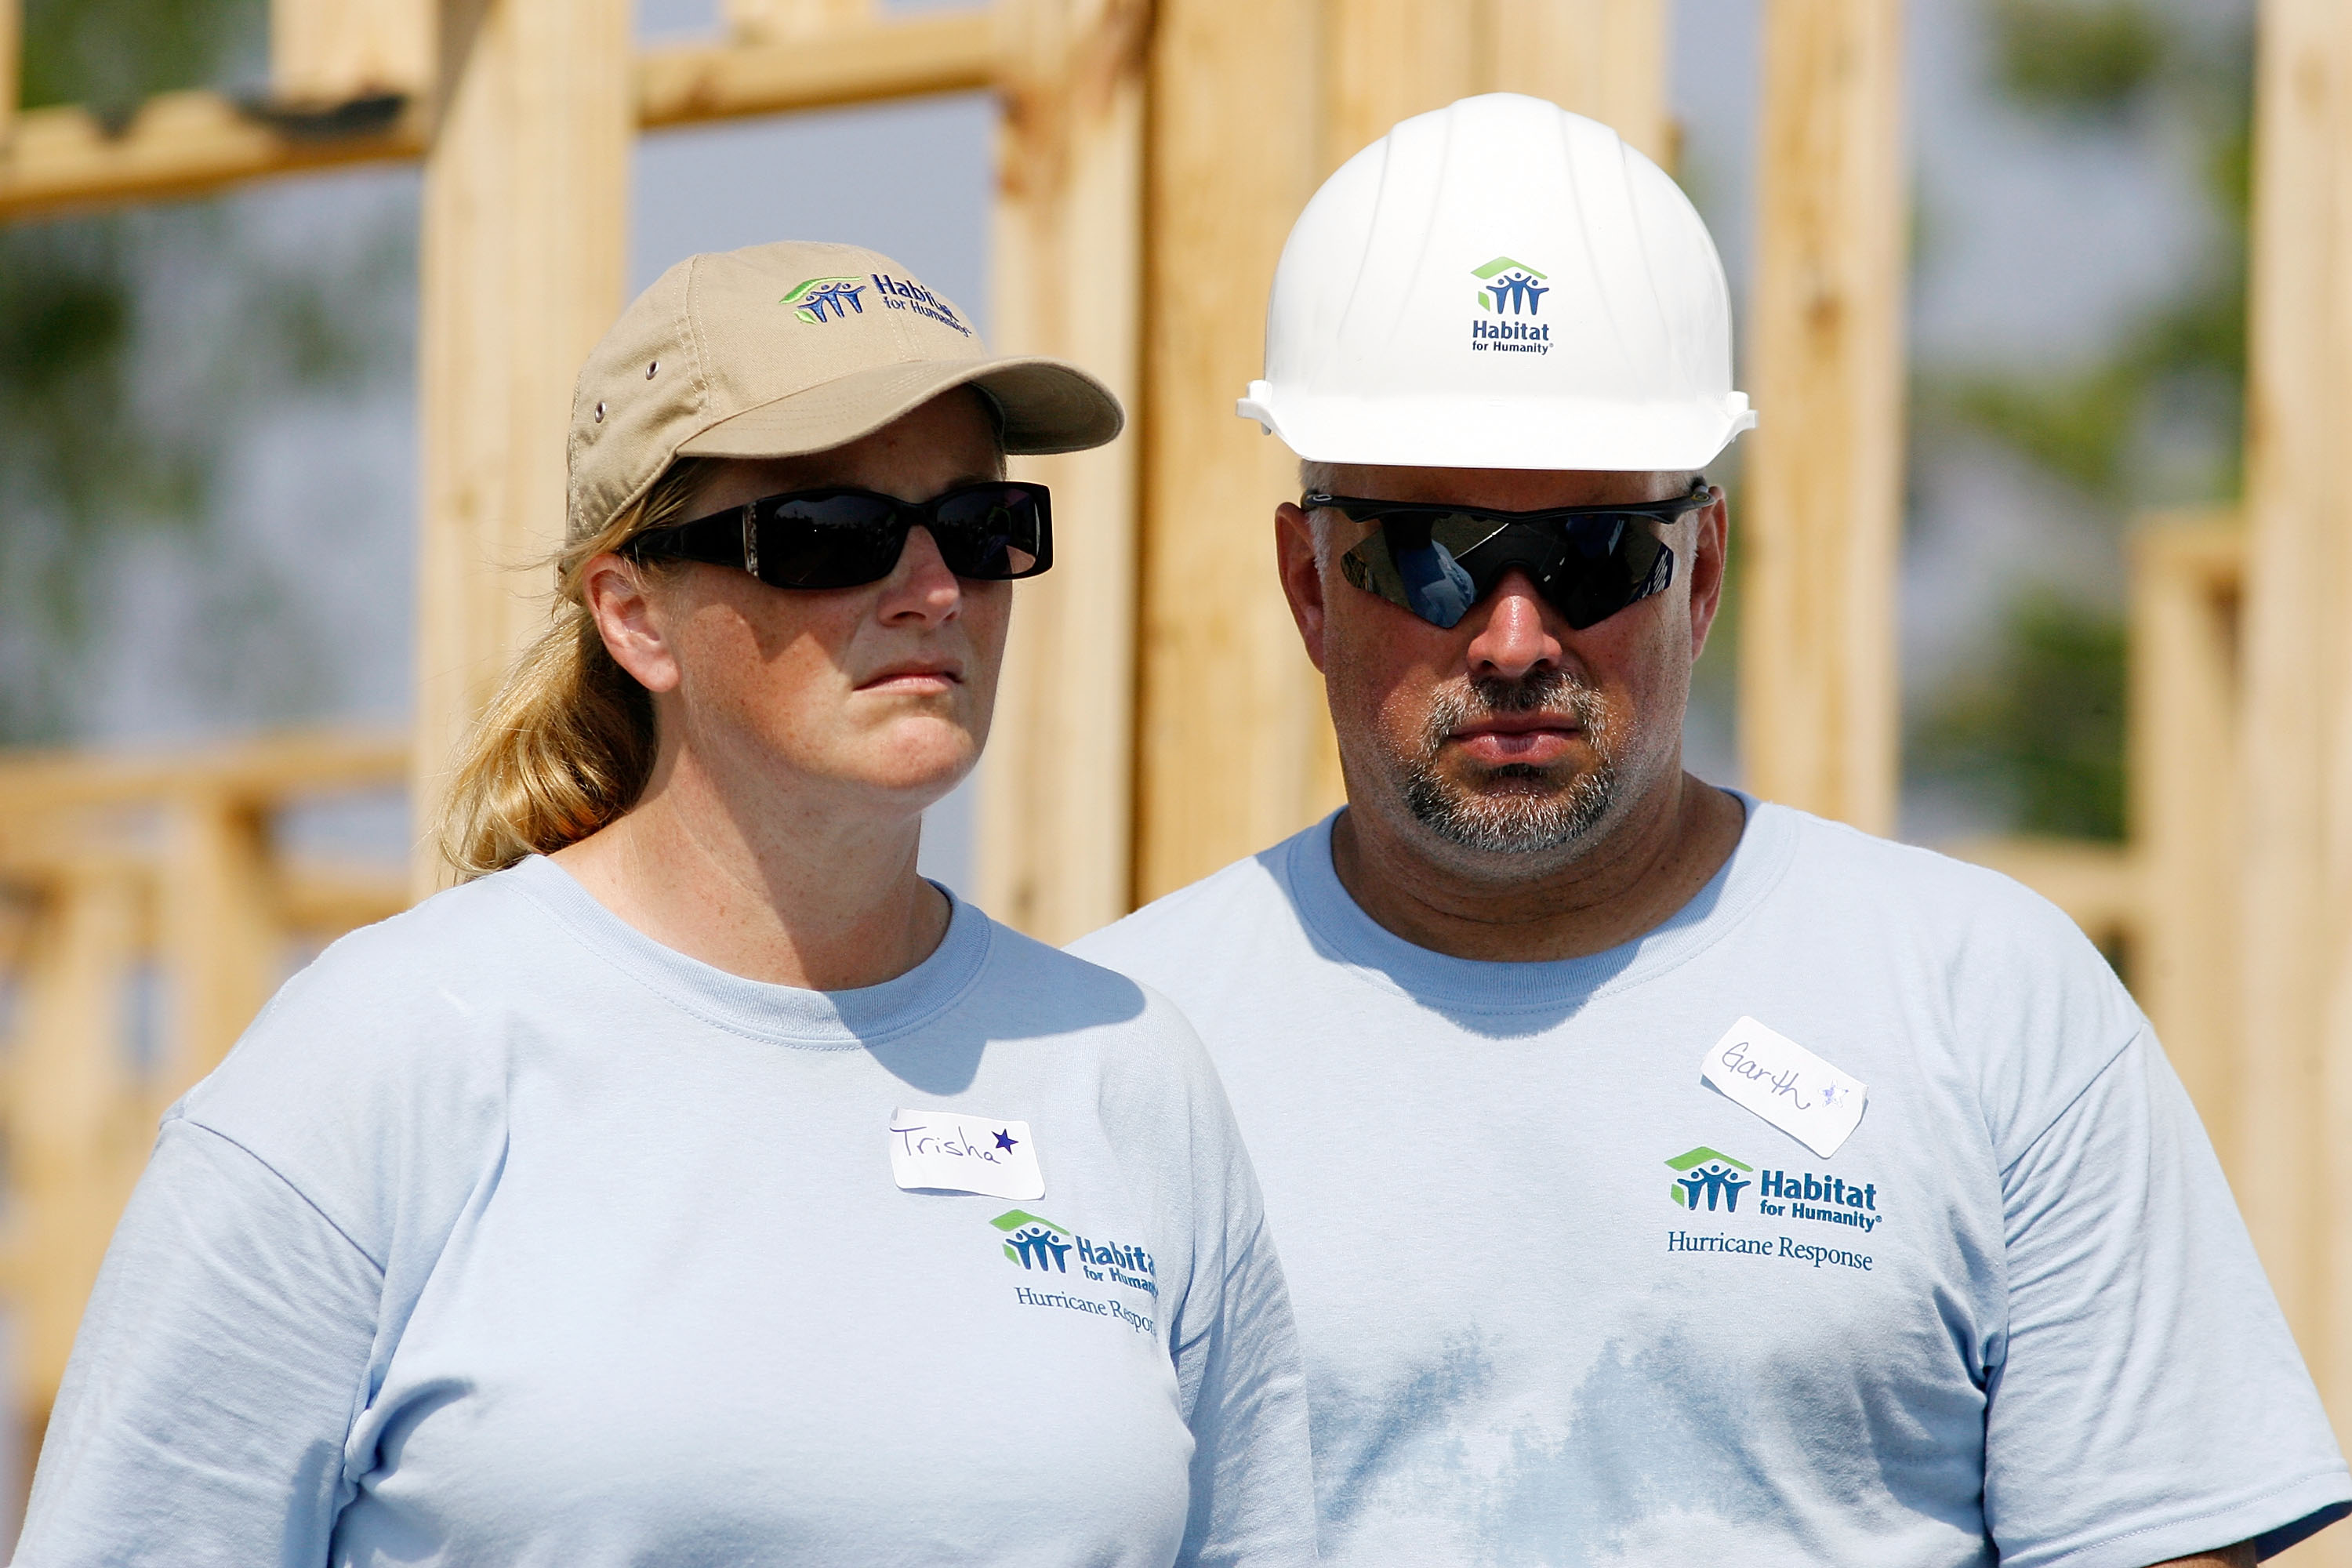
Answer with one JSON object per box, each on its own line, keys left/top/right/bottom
{"left": 646, "top": 361, "right": 659, "bottom": 379}
{"left": 593, "top": 401, "right": 606, "bottom": 423}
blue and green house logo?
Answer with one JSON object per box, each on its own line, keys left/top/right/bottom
{"left": 782, "top": 274, "right": 867, "bottom": 324}
{"left": 992, "top": 1209, "right": 1160, "bottom": 1294}
{"left": 1473, "top": 256, "right": 1550, "bottom": 315}
{"left": 1666, "top": 1145, "right": 1754, "bottom": 1212}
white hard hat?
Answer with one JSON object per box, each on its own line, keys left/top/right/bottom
{"left": 1237, "top": 93, "right": 1755, "bottom": 473}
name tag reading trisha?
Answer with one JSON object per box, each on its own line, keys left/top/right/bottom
{"left": 887, "top": 1109, "right": 1044, "bottom": 1200}
{"left": 1700, "top": 1016, "right": 1867, "bottom": 1159}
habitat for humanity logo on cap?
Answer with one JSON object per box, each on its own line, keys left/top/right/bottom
{"left": 1665, "top": 1145, "right": 1753, "bottom": 1212}
{"left": 782, "top": 274, "right": 867, "bottom": 324}
{"left": 1468, "top": 256, "right": 1552, "bottom": 355}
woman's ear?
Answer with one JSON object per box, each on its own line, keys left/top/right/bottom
{"left": 581, "top": 554, "right": 684, "bottom": 695}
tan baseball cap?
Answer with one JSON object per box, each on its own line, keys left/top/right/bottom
{"left": 566, "top": 240, "right": 1124, "bottom": 541}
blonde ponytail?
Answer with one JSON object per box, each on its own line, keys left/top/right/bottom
{"left": 435, "top": 459, "right": 713, "bottom": 878}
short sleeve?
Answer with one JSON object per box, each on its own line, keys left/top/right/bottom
{"left": 15, "top": 1115, "right": 383, "bottom": 1567}
{"left": 1984, "top": 1031, "right": 2350, "bottom": 1566}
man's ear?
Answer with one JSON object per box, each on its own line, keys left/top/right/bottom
{"left": 1685, "top": 491, "right": 1730, "bottom": 662}
{"left": 1275, "top": 502, "right": 1330, "bottom": 673}
{"left": 581, "top": 554, "right": 684, "bottom": 695}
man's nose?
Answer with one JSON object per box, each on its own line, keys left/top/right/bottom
{"left": 1462, "top": 569, "right": 1563, "bottom": 681}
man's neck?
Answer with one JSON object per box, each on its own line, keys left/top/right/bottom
{"left": 550, "top": 751, "right": 949, "bottom": 991}
{"left": 1327, "top": 771, "right": 1747, "bottom": 963}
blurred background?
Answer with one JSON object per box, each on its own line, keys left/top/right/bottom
{"left": 1, "top": 0, "right": 2253, "bottom": 873}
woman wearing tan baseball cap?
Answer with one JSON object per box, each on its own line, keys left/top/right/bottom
{"left": 20, "top": 243, "right": 1316, "bottom": 1566}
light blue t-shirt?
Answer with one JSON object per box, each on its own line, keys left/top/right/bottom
{"left": 1072, "top": 800, "right": 2352, "bottom": 1568}
{"left": 16, "top": 857, "right": 1316, "bottom": 1567}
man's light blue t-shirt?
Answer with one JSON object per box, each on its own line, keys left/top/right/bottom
{"left": 1072, "top": 800, "right": 2351, "bottom": 1568}
{"left": 17, "top": 857, "right": 1316, "bottom": 1566}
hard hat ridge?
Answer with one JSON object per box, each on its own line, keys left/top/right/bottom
{"left": 1238, "top": 93, "right": 1755, "bottom": 473}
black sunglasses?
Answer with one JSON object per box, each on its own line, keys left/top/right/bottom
{"left": 1309, "top": 480, "right": 1712, "bottom": 631}
{"left": 625, "top": 481, "right": 1053, "bottom": 589}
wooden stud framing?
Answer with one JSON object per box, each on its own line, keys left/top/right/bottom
{"left": 2127, "top": 514, "right": 2244, "bottom": 1172}
{"left": 1485, "top": 0, "right": 1671, "bottom": 166}
{"left": 271, "top": 0, "right": 432, "bottom": 104}
{"left": 2236, "top": 0, "right": 2352, "bottom": 1483}
{"left": 1740, "top": 0, "right": 1907, "bottom": 835}
{"left": 1134, "top": 0, "right": 1333, "bottom": 904}
{"left": 411, "top": 0, "right": 633, "bottom": 892}
{"left": 978, "top": 0, "right": 1148, "bottom": 942}
{"left": 725, "top": 0, "right": 872, "bottom": 42}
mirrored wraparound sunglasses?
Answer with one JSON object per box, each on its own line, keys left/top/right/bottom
{"left": 1310, "top": 479, "right": 1712, "bottom": 631}
{"left": 624, "top": 481, "right": 1052, "bottom": 589}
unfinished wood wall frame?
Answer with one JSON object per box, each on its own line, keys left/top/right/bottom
{"left": 1131, "top": 0, "right": 1671, "bottom": 905}
{"left": 1741, "top": 0, "right": 1907, "bottom": 835}
{"left": 411, "top": 0, "right": 633, "bottom": 891}
{"left": 2238, "top": 0, "right": 2352, "bottom": 1522}
{"left": 270, "top": 0, "right": 432, "bottom": 103}
{"left": 978, "top": 0, "right": 1148, "bottom": 942}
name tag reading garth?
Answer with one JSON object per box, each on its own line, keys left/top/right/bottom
{"left": 887, "top": 1108, "right": 1045, "bottom": 1200}
{"left": 1700, "top": 1016, "right": 1868, "bottom": 1159}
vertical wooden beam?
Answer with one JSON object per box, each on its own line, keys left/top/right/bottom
{"left": 270, "top": 0, "right": 433, "bottom": 105}
{"left": 1740, "top": 0, "right": 1906, "bottom": 835}
{"left": 2237, "top": 0, "right": 2352, "bottom": 1500}
{"left": 978, "top": 0, "right": 1147, "bottom": 942}
{"left": 1483, "top": 0, "right": 1671, "bottom": 165}
{"left": 412, "top": 0, "right": 631, "bottom": 891}
{"left": 2126, "top": 514, "right": 2243, "bottom": 1172}
{"left": 2, "top": 868, "right": 145, "bottom": 1426}
{"left": 156, "top": 793, "right": 281, "bottom": 1098}
{"left": 1133, "top": 0, "right": 1330, "bottom": 903}
{"left": 1323, "top": 0, "right": 1478, "bottom": 168}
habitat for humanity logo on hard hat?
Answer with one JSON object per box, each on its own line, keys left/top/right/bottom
{"left": 782, "top": 275, "right": 868, "bottom": 324}
{"left": 1468, "top": 257, "right": 1552, "bottom": 355}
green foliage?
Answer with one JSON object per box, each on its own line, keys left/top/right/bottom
{"left": 1915, "top": 590, "right": 2129, "bottom": 841}
{"left": 1988, "top": 0, "right": 2167, "bottom": 118}
{"left": 0, "top": 0, "right": 406, "bottom": 741}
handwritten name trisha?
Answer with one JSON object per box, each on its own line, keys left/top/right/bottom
{"left": 1718, "top": 1039, "right": 1812, "bottom": 1111}
{"left": 891, "top": 1123, "right": 1007, "bottom": 1163}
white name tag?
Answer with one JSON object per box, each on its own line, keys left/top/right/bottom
{"left": 887, "top": 1108, "right": 1044, "bottom": 1200}
{"left": 1700, "top": 1016, "right": 1867, "bottom": 1158}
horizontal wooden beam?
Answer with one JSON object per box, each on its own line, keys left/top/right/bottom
{"left": 639, "top": 9, "right": 996, "bottom": 126}
{"left": 1940, "top": 836, "right": 2142, "bottom": 949}
{"left": 0, "top": 9, "right": 999, "bottom": 222}
{"left": 0, "top": 731, "right": 407, "bottom": 812}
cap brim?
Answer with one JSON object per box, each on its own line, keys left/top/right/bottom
{"left": 677, "top": 355, "right": 1123, "bottom": 461}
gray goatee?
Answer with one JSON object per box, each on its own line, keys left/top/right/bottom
{"left": 1399, "top": 670, "right": 1618, "bottom": 855}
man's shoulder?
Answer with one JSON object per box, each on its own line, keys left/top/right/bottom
{"left": 1068, "top": 826, "right": 1316, "bottom": 985}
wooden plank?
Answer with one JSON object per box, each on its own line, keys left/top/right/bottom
{"left": 0, "top": 866, "right": 147, "bottom": 1425}
{"left": 1323, "top": 0, "right": 1478, "bottom": 169}
{"left": 976, "top": 0, "right": 1146, "bottom": 942}
{"left": 1133, "top": 0, "right": 1332, "bottom": 903}
{"left": 0, "top": 12, "right": 996, "bottom": 222}
{"left": 271, "top": 0, "right": 432, "bottom": 104}
{"left": 724, "top": 0, "right": 870, "bottom": 42}
{"left": 1939, "top": 836, "right": 2140, "bottom": 952}
{"left": 1740, "top": 0, "right": 1907, "bottom": 835}
{"left": 1484, "top": 0, "right": 1671, "bottom": 166}
{"left": 0, "top": 90, "right": 425, "bottom": 222}
{"left": 2237, "top": 0, "right": 2352, "bottom": 1503}
{"left": 637, "top": 12, "right": 998, "bottom": 128}
{"left": 412, "top": 0, "right": 633, "bottom": 893}
{"left": 0, "top": 731, "right": 404, "bottom": 815}
{"left": 2, "top": 0, "right": 19, "bottom": 150}
{"left": 157, "top": 793, "right": 282, "bottom": 1096}
{"left": 2127, "top": 512, "right": 2244, "bottom": 1174}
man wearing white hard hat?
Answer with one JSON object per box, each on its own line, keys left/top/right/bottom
{"left": 1074, "top": 94, "right": 2350, "bottom": 1567}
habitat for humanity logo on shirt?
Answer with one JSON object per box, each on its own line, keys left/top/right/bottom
{"left": 1661, "top": 1145, "right": 1882, "bottom": 1273}
{"left": 991, "top": 1210, "right": 1158, "bottom": 1337}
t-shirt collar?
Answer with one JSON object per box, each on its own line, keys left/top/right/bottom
{"left": 1277, "top": 790, "right": 1797, "bottom": 1014}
